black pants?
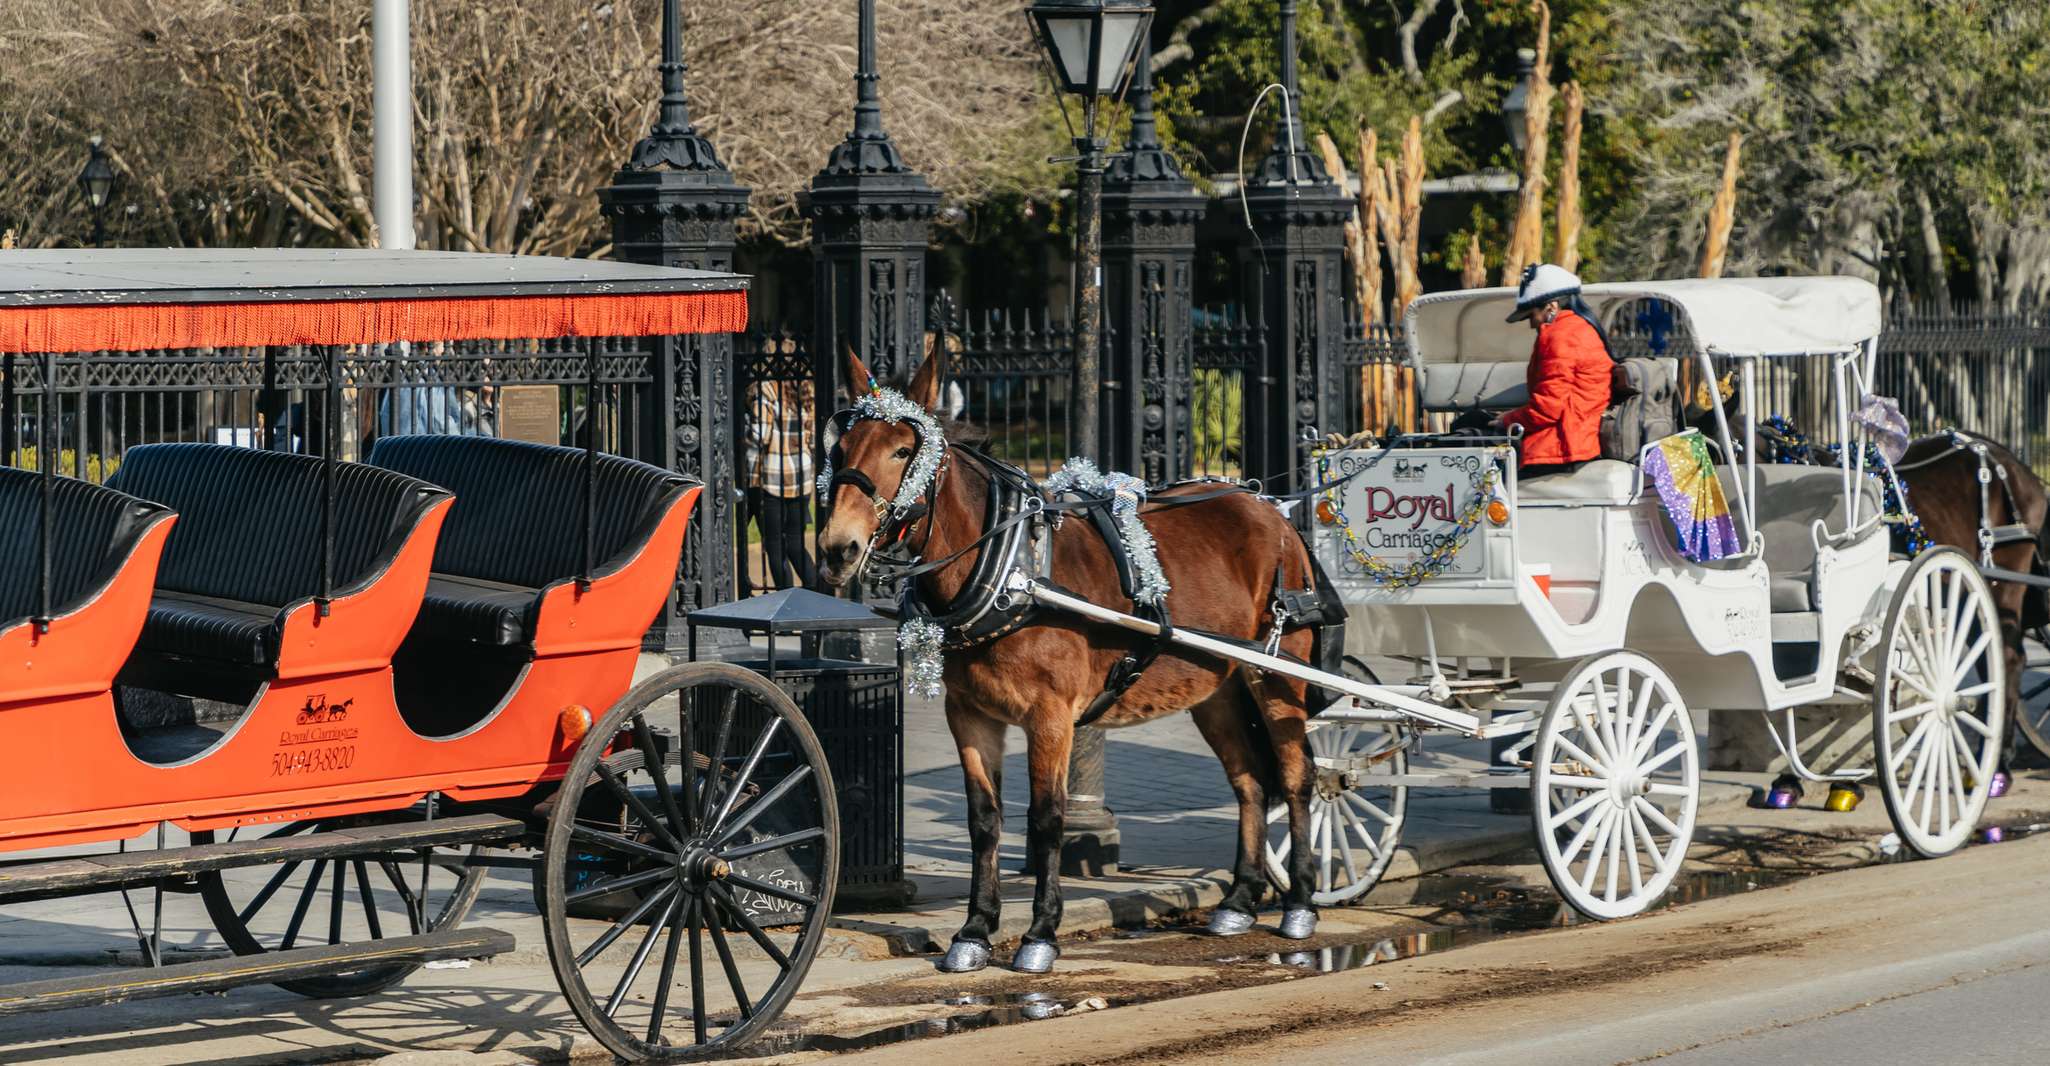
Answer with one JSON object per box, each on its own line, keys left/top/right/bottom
{"left": 748, "top": 488, "right": 816, "bottom": 591}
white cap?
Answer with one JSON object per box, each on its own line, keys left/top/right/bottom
{"left": 1506, "top": 263, "right": 1582, "bottom": 322}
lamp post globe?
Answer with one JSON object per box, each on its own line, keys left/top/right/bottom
{"left": 1503, "top": 48, "right": 1536, "bottom": 155}
{"left": 77, "top": 136, "right": 117, "bottom": 248}
{"left": 1028, "top": 0, "right": 1152, "bottom": 99}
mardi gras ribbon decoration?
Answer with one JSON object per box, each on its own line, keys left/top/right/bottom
{"left": 1643, "top": 433, "right": 1740, "bottom": 562}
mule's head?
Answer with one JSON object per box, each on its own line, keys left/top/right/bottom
{"left": 816, "top": 345, "right": 946, "bottom": 588}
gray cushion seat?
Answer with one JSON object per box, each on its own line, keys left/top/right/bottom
{"left": 1518, "top": 459, "right": 1641, "bottom": 503}
{"left": 1719, "top": 464, "right": 1883, "bottom": 613}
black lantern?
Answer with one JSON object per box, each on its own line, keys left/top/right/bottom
{"left": 1502, "top": 48, "right": 1536, "bottom": 155}
{"left": 1028, "top": 0, "right": 1152, "bottom": 99}
{"left": 76, "top": 136, "right": 117, "bottom": 247}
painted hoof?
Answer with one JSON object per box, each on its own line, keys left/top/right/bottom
{"left": 1763, "top": 774, "right": 1803, "bottom": 810}
{"left": 1010, "top": 938, "right": 1059, "bottom": 974}
{"left": 1278, "top": 906, "right": 1318, "bottom": 940}
{"left": 1824, "top": 782, "right": 1863, "bottom": 812}
{"left": 1205, "top": 908, "right": 1256, "bottom": 937}
{"left": 1990, "top": 769, "right": 2012, "bottom": 799}
{"left": 936, "top": 937, "right": 992, "bottom": 973}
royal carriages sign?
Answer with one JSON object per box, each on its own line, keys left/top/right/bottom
{"left": 1313, "top": 447, "right": 1507, "bottom": 586}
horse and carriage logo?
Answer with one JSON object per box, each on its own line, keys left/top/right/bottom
{"left": 295, "top": 695, "right": 354, "bottom": 725}
{"left": 1390, "top": 458, "right": 1425, "bottom": 482}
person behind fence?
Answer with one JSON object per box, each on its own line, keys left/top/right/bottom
{"left": 744, "top": 377, "right": 817, "bottom": 591}
{"left": 1493, "top": 263, "right": 1614, "bottom": 478}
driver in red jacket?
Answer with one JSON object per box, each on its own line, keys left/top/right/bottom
{"left": 1494, "top": 264, "right": 1613, "bottom": 477}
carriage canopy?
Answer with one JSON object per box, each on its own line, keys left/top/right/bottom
{"left": 1405, "top": 275, "right": 1883, "bottom": 364}
{"left": 0, "top": 248, "right": 749, "bottom": 354}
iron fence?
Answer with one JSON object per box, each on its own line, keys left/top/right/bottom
{"left": 1338, "top": 311, "right": 1407, "bottom": 438}
{"left": 932, "top": 295, "right": 1077, "bottom": 478}
{"left": 1191, "top": 303, "right": 1262, "bottom": 479}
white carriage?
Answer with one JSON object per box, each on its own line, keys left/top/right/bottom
{"left": 1253, "top": 277, "right": 2008, "bottom": 919}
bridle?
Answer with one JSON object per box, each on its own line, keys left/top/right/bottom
{"left": 818, "top": 386, "right": 953, "bottom": 572}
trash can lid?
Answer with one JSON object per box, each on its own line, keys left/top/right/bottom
{"left": 686, "top": 588, "right": 898, "bottom": 633}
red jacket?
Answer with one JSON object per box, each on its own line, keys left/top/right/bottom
{"left": 1501, "top": 312, "right": 1612, "bottom": 465}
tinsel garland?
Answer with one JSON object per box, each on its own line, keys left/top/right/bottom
{"left": 814, "top": 385, "right": 949, "bottom": 520}
{"left": 1044, "top": 457, "right": 1171, "bottom": 604}
{"left": 898, "top": 616, "right": 947, "bottom": 700}
{"left": 1759, "top": 414, "right": 1932, "bottom": 555}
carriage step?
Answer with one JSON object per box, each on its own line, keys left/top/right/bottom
{"left": 0, "top": 814, "right": 525, "bottom": 903}
{"left": 0, "top": 926, "right": 515, "bottom": 1016}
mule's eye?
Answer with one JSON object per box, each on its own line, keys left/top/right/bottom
{"left": 893, "top": 446, "right": 914, "bottom": 461}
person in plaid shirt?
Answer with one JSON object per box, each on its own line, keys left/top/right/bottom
{"left": 744, "top": 377, "right": 817, "bottom": 590}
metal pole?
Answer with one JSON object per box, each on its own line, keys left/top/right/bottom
{"left": 1062, "top": 106, "right": 1116, "bottom": 877}
{"left": 372, "top": 0, "right": 415, "bottom": 251}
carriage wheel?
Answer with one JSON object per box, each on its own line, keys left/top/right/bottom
{"left": 193, "top": 816, "right": 486, "bottom": 998}
{"left": 1260, "top": 656, "right": 1407, "bottom": 906}
{"left": 1531, "top": 650, "right": 1698, "bottom": 921}
{"left": 1872, "top": 548, "right": 2006, "bottom": 858}
{"left": 539, "top": 662, "right": 838, "bottom": 1063}
{"left": 2013, "top": 626, "right": 2050, "bottom": 761}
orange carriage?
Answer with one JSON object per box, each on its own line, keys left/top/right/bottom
{"left": 0, "top": 250, "right": 838, "bottom": 1061}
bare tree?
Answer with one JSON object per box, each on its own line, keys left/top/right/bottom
{"left": 0, "top": 0, "right": 1048, "bottom": 251}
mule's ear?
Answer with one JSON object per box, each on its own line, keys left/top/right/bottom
{"left": 906, "top": 340, "right": 945, "bottom": 410}
{"left": 843, "top": 344, "right": 875, "bottom": 404}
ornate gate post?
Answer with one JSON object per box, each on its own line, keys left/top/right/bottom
{"left": 1238, "top": 0, "right": 1349, "bottom": 484}
{"left": 1101, "top": 48, "right": 1203, "bottom": 484}
{"left": 602, "top": 0, "right": 751, "bottom": 648}
{"left": 801, "top": 0, "right": 942, "bottom": 398}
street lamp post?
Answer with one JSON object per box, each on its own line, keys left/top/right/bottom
{"left": 1503, "top": 48, "right": 1537, "bottom": 155}
{"left": 76, "top": 137, "right": 116, "bottom": 248}
{"left": 1028, "top": 0, "right": 1152, "bottom": 878}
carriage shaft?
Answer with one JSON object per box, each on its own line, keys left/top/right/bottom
{"left": 1012, "top": 576, "right": 1482, "bottom": 734}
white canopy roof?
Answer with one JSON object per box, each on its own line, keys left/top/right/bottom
{"left": 1404, "top": 276, "right": 1883, "bottom": 364}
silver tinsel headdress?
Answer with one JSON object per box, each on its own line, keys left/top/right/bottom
{"left": 815, "top": 385, "right": 949, "bottom": 522}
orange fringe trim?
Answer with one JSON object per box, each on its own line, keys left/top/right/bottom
{"left": 0, "top": 290, "right": 749, "bottom": 354}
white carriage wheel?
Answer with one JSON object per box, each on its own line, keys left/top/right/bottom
{"left": 1872, "top": 548, "right": 2007, "bottom": 859}
{"left": 1531, "top": 651, "right": 1698, "bottom": 921}
{"left": 1262, "top": 722, "right": 1408, "bottom": 906}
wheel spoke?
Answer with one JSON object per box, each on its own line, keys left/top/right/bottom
{"left": 1628, "top": 803, "right": 1673, "bottom": 877}
{"left": 576, "top": 881, "right": 680, "bottom": 969}
{"left": 1646, "top": 782, "right": 1693, "bottom": 798}
{"left": 1885, "top": 699, "right": 1938, "bottom": 726}
{"left": 596, "top": 759, "right": 683, "bottom": 853}
{"left": 1950, "top": 632, "right": 1993, "bottom": 690}
{"left": 1545, "top": 774, "right": 1611, "bottom": 792}
{"left": 1949, "top": 720, "right": 1983, "bottom": 793}
{"left": 1559, "top": 804, "right": 1609, "bottom": 866}
{"left": 1888, "top": 712, "right": 1938, "bottom": 775}
{"left": 1334, "top": 802, "right": 1366, "bottom": 872}
{"left": 566, "top": 866, "right": 677, "bottom": 907}
{"left": 1953, "top": 709, "right": 1994, "bottom": 737}
{"left": 378, "top": 861, "right": 424, "bottom": 934}
{"left": 1318, "top": 802, "right": 1334, "bottom": 891}
{"left": 709, "top": 884, "right": 793, "bottom": 970}
{"left": 631, "top": 717, "right": 692, "bottom": 838}
{"left": 238, "top": 860, "right": 303, "bottom": 926}
{"left": 1603, "top": 807, "right": 1624, "bottom": 904}
{"left": 688, "top": 897, "right": 709, "bottom": 1046}
{"left": 1569, "top": 695, "right": 1614, "bottom": 766}
{"left": 1552, "top": 735, "right": 1607, "bottom": 774}
{"left": 707, "top": 719, "right": 786, "bottom": 840}
{"left": 280, "top": 859, "right": 327, "bottom": 950}
{"left": 697, "top": 688, "right": 740, "bottom": 824}
{"left": 1633, "top": 796, "right": 1682, "bottom": 839}
{"left": 704, "top": 894, "right": 755, "bottom": 1021}
{"left": 602, "top": 893, "right": 679, "bottom": 1018}
{"left": 570, "top": 824, "right": 676, "bottom": 865}
{"left": 644, "top": 899, "right": 689, "bottom": 1045}
{"left": 1628, "top": 701, "right": 1680, "bottom": 767}
{"left": 1639, "top": 741, "right": 1689, "bottom": 776}
{"left": 718, "top": 827, "right": 829, "bottom": 862}
{"left": 1548, "top": 788, "right": 1608, "bottom": 832}
{"left": 712, "top": 765, "right": 816, "bottom": 847}
{"left": 1578, "top": 810, "right": 1617, "bottom": 894}
{"left": 1591, "top": 676, "right": 1624, "bottom": 769}
{"left": 352, "top": 861, "right": 384, "bottom": 941}
{"left": 1343, "top": 790, "right": 1396, "bottom": 825}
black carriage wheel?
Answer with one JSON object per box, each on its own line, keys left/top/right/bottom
{"left": 193, "top": 816, "right": 487, "bottom": 998}
{"left": 538, "top": 662, "right": 839, "bottom": 1063}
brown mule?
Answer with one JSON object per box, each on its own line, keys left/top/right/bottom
{"left": 817, "top": 347, "right": 1326, "bottom": 973}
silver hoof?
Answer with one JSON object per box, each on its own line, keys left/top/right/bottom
{"left": 1010, "top": 939, "right": 1059, "bottom": 974}
{"left": 1278, "top": 906, "right": 1318, "bottom": 940}
{"left": 936, "top": 938, "right": 992, "bottom": 973}
{"left": 1206, "top": 908, "right": 1256, "bottom": 936}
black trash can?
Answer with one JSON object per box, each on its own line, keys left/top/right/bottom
{"left": 687, "top": 589, "right": 914, "bottom": 910}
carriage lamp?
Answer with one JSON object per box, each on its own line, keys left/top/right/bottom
{"left": 76, "top": 136, "right": 118, "bottom": 248}
{"left": 1824, "top": 781, "right": 1863, "bottom": 813}
{"left": 557, "top": 704, "right": 592, "bottom": 746}
{"left": 1763, "top": 773, "right": 1803, "bottom": 809}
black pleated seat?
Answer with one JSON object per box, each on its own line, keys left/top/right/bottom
{"left": 0, "top": 467, "right": 171, "bottom": 631}
{"left": 367, "top": 436, "right": 694, "bottom": 648}
{"left": 105, "top": 444, "right": 449, "bottom": 688}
